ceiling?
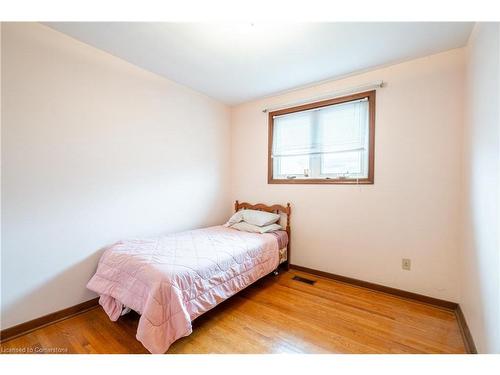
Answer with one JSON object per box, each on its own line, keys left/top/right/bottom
{"left": 45, "top": 22, "right": 474, "bottom": 105}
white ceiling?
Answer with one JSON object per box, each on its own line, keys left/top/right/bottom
{"left": 45, "top": 22, "right": 474, "bottom": 104}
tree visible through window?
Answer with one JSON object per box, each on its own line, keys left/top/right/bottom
{"left": 268, "top": 90, "right": 375, "bottom": 184}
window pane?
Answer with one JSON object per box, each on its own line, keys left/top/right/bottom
{"left": 277, "top": 155, "right": 310, "bottom": 176}
{"left": 320, "top": 150, "right": 367, "bottom": 176}
{"left": 273, "top": 111, "right": 313, "bottom": 157}
{"left": 318, "top": 99, "right": 369, "bottom": 153}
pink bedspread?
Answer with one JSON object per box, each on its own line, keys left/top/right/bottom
{"left": 86, "top": 225, "right": 281, "bottom": 353}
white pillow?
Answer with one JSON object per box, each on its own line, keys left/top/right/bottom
{"left": 223, "top": 210, "right": 244, "bottom": 227}
{"left": 230, "top": 221, "right": 282, "bottom": 234}
{"left": 241, "top": 209, "right": 280, "bottom": 227}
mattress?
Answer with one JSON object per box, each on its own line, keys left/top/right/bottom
{"left": 86, "top": 225, "right": 287, "bottom": 353}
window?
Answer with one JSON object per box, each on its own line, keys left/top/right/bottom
{"left": 268, "top": 90, "right": 375, "bottom": 184}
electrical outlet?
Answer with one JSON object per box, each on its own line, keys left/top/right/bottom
{"left": 402, "top": 258, "right": 411, "bottom": 271}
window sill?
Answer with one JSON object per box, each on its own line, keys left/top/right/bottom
{"left": 268, "top": 178, "right": 374, "bottom": 185}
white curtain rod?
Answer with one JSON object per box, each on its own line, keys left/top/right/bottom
{"left": 262, "top": 80, "right": 385, "bottom": 113}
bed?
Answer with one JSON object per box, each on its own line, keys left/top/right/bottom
{"left": 86, "top": 201, "right": 291, "bottom": 353}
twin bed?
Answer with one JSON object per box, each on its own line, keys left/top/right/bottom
{"left": 86, "top": 201, "right": 291, "bottom": 353}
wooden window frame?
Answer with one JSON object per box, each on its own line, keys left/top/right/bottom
{"left": 268, "top": 90, "right": 376, "bottom": 185}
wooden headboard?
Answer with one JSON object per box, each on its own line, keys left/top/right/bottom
{"left": 234, "top": 200, "right": 291, "bottom": 270}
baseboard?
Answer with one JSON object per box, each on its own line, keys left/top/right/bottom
{"left": 455, "top": 305, "right": 478, "bottom": 354}
{"left": 0, "top": 297, "right": 99, "bottom": 343}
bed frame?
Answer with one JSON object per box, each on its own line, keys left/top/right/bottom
{"left": 234, "top": 200, "right": 291, "bottom": 270}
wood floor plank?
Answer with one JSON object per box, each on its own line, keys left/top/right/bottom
{"left": 0, "top": 270, "right": 467, "bottom": 354}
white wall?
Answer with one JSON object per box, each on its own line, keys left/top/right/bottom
{"left": 230, "top": 49, "right": 465, "bottom": 302}
{"left": 1, "top": 23, "right": 231, "bottom": 329}
{"left": 461, "top": 23, "right": 500, "bottom": 354}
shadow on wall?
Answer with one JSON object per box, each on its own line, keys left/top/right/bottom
{"left": 1, "top": 246, "right": 107, "bottom": 329}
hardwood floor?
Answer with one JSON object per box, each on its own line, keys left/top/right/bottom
{"left": 0, "top": 270, "right": 467, "bottom": 354}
